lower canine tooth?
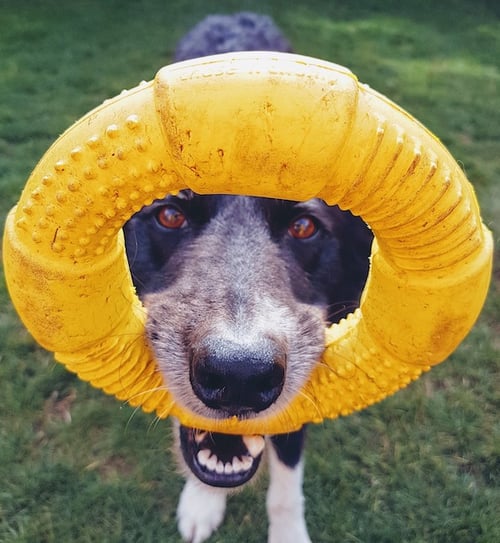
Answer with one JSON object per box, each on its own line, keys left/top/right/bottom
{"left": 243, "top": 435, "right": 265, "bottom": 457}
{"left": 197, "top": 449, "right": 211, "bottom": 466}
{"left": 206, "top": 454, "right": 218, "bottom": 472}
{"left": 241, "top": 455, "right": 253, "bottom": 471}
{"left": 232, "top": 457, "right": 244, "bottom": 473}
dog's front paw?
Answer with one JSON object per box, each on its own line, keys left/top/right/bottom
{"left": 177, "top": 477, "right": 227, "bottom": 543}
{"left": 266, "top": 453, "right": 312, "bottom": 543}
{"left": 268, "top": 516, "right": 312, "bottom": 543}
{"left": 267, "top": 485, "right": 312, "bottom": 543}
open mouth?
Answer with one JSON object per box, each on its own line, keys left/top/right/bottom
{"left": 179, "top": 425, "right": 265, "bottom": 488}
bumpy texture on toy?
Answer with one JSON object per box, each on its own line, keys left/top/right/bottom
{"left": 3, "top": 53, "right": 493, "bottom": 434}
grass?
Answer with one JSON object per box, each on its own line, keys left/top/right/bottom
{"left": 0, "top": 0, "right": 498, "bottom": 541}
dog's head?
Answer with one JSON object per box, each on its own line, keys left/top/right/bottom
{"left": 124, "top": 191, "right": 371, "bottom": 487}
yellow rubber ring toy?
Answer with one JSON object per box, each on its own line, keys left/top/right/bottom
{"left": 3, "top": 53, "right": 493, "bottom": 435}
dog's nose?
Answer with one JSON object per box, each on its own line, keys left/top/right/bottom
{"left": 190, "top": 337, "right": 286, "bottom": 416}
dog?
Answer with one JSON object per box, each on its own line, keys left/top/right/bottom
{"left": 124, "top": 13, "right": 373, "bottom": 543}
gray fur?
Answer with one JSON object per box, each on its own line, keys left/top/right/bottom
{"left": 174, "top": 12, "right": 292, "bottom": 62}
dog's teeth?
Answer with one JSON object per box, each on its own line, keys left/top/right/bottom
{"left": 241, "top": 455, "right": 253, "bottom": 471}
{"left": 197, "top": 449, "right": 211, "bottom": 467}
{"left": 231, "top": 457, "right": 244, "bottom": 473}
{"left": 243, "top": 435, "right": 265, "bottom": 457}
{"left": 194, "top": 431, "right": 207, "bottom": 444}
{"left": 205, "top": 454, "right": 218, "bottom": 472}
{"left": 197, "top": 448, "right": 257, "bottom": 475}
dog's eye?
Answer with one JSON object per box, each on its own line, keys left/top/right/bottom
{"left": 156, "top": 205, "right": 187, "bottom": 229}
{"left": 288, "top": 215, "right": 318, "bottom": 239}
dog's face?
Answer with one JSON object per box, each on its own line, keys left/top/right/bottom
{"left": 124, "top": 191, "right": 371, "bottom": 488}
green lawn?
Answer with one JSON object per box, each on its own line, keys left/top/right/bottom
{"left": 1, "top": 1, "right": 498, "bottom": 542}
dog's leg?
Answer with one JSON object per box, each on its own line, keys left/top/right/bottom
{"left": 177, "top": 475, "right": 228, "bottom": 543}
{"left": 267, "top": 429, "right": 311, "bottom": 543}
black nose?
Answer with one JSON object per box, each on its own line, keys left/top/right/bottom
{"left": 190, "top": 337, "right": 286, "bottom": 416}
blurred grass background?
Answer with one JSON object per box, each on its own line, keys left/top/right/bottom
{"left": 0, "top": 1, "right": 498, "bottom": 542}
